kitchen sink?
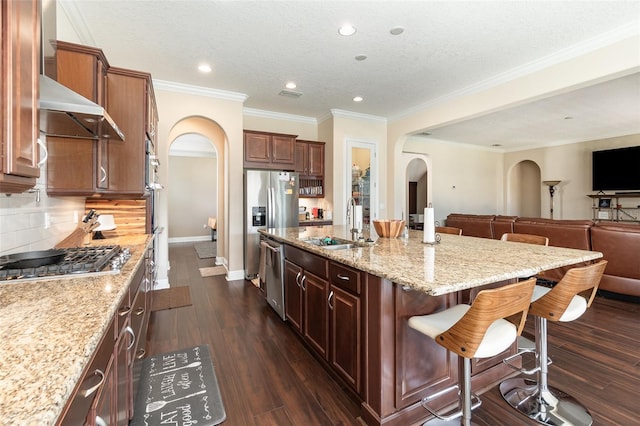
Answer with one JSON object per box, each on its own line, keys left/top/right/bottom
{"left": 299, "top": 237, "right": 354, "bottom": 250}
{"left": 320, "top": 243, "right": 354, "bottom": 250}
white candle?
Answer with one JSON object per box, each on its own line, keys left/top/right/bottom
{"left": 423, "top": 207, "right": 435, "bottom": 243}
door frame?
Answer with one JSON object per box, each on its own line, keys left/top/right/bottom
{"left": 345, "top": 138, "right": 379, "bottom": 224}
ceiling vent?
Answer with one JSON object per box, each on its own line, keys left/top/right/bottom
{"left": 278, "top": 89, "right": 303, "bottom": 98}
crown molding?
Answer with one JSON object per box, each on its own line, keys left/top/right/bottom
{"left": 330, "top": 109, "right": 387, "bottom": 123}
{"left": 391, "top": 22, "right": 640, "bottom": 122}
{"left": 153, "top": 80, "right": 248, "bottom": 102}
{"left": 243, "top": 108, "right": 317, "bottom": 124}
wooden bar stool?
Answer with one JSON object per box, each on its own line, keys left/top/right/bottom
{"left": 436, "top": 226, "right": 463, "bottom": 236}
{"left": 408, "top": 278, "right": 536, "bottom": 426}
{"left": 501, "top": 232, "right": 549, "bottom": 246}
{"left": 500, "top": 260, "right": 607, "bottom": 426}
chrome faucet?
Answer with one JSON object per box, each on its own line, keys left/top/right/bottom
{"left": 346, "top": 197, "right": 356, "bottom": 227}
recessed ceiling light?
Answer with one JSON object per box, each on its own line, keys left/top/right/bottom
{"left": 285, "top": 82, "right": 297, "bottom": 89}
{"left": 198, "top": 64, "right": 212, "bottom": 73}
{"left": 339, "top": 24, "right": 356, "bottom": 36}
{"left": 390, "top": 26, "right": 405, "bottom": 36}
{"left": 353, "top": 96, "right": 363, "bottom": 102}
{"left": 355, "top": 54, "right": 367, "bottom": 61}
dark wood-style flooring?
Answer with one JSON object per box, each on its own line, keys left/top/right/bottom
{"left": 145, "top": 242, "right": 640, "bottom": 425}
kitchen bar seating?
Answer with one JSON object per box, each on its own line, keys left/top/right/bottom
{"left": 435, "top": 226, "right": 463, "bottom": 236}
{"left": 408, "top": 278, "right": 536, "bottom": 426}
{"left": 501, "top": 232, "right": 549, "bottom": 246}
{"left": 500, "top": 260, "right": 608, "bottom": 425}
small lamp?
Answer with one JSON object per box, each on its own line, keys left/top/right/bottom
{"left": 93, "top": 214, "right": 116, "bottom": 239}
{"left": 543, "top": 180, "right": 562, "bottom": 219}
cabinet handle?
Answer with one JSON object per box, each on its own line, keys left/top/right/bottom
{"left": 135, "top": 306, "right": 145, "bottom": 316}
{"left": 136, "top": 348, "right": 146, "bottom": 360}
{"left": 401, "top": 285, "right": 412, "bottom": 292}
{"left": 300, "top": 275, "right": 306, "bottom": 291}
{"left": 82, "top": 369, "right": 105, "bottom": 398}
{"left": 337, "top": 274, "right": 350, "bottom": 281}
{"left": 95, "top": 415, "right": 107, "bottom": 426}
{"left": 36, "top": 138, "right": 48, "bottom": 167}
{"left": 118, "top": 306, "right": 132, "bottom": 317}
{"left": 295, "top": 271, "right": 302, "bottom": 288}
{"left": 125, "top": 326, "right": 136, "bottom": 351}
{"left": 99, "top": 166, "right": 107, "bottom": 183}
{"left": 328, "top": 290, "right": 334, "bottom": 310}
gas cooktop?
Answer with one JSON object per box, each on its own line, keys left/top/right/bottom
{"left": 0, "top": 245, "right": 131, "bottom": 282}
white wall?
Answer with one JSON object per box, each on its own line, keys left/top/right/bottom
{"left": 504, "top": 133, "right": 640, "bottom": 219}
{"left": 0, "top": 137, "right": 85, "bottom": 255}
{"left": 167, "top": 156, "right": 217, "bottom": 240}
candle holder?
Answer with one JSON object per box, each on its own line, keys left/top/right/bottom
{"left": 422, "top": 233, "right": 441, "bottom": 245}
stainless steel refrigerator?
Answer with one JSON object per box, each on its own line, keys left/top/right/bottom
{"left": 244, "top": 170, "right": 299, "bottom": 279}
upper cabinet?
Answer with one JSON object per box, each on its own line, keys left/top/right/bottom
{"left": 243, "top": 130, "right": 297, "bottom": 170}
{"left": 105, "top": 67, "right": 156, "bottom": 196}
{"left": 0, "top": 0, "right": 41, "bottom": 193}
{"left": 46, "top": 42, "right": 157, "bottom": 197}
{"left": 296, "top": 140, "right": 325, "bottom": 198}
{"left": 46, "top": 41, "right": 109, "bottom": 196}
{"left": 295, "top": 140, "right": 324, "bottom": 177}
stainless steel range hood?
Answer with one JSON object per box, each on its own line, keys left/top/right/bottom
{"left": 39, "top": 75, "right": 124, "bottom": 140}
{"left": 38, "top": 0, "right": 124, "bottom": 141}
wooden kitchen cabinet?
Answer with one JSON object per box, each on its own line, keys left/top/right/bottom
{"left": 296, "top": 140, "right": 325, "bottom": 198}
{"left": 46, "top": 43, "right": 157, "bottom": 197}
{"left": 46, "top": 41, "right": 109, "bottom": 196}
{"left": 328, "top": 262, "right": 362, "bottom": 393}
{"left": 243, "top": 130, "right": 297, "bottom": 169}
{"left": 105, "top": 67, "right": 156, "bottom": 196}
{"left": 0, "top": 0, "right": 41, "bottom": 193}
{"left": 284, "top": 246, "right": 364, "bottom": 392}
{"left": 56, "top": 253, "right": 150, "bottom": 426}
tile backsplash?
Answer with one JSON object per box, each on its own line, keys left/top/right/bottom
{"left": 0, "top": 182, "right": 85, "bottom": 255}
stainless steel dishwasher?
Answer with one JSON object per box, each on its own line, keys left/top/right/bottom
{"left": 263, "top": 237, "right": 286, "bottom": 320}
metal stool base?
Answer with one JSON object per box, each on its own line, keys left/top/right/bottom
{"left": 500, "top": 377, "right": 592, "bottom": 426}
{"left": 422, "top": 418, "right": 480, "bottom": 426}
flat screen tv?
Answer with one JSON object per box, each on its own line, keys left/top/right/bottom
{"left": 592, "top": 146, "right": 640, "bottom": 192}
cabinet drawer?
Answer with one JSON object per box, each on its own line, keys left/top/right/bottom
{"left": 58, "top": 319, "right": 115, "bottom": 426}
{"left": 285, "top": 245, "right": 328, "bottom": 279}
{"left": 329, "top": 262, "right": 361, "bottom": 295}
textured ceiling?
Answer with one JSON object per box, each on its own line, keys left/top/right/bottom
{"left": 59, "top": 0, "right": 640, "bottom": 150}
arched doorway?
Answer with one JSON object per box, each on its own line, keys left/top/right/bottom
{"left": 406, "top": 158, "right": 428, "bottom": 228}
{"left": 508, "top": 160, "right": 541, "bottom": 217}
{"left": 168, "top": 133, "right": 218, "bottom": 242}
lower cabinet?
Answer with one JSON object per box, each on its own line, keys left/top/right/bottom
{"left": 57, "top": 250, "right": 150, "bottom": 426}
{"left": 284, "top": 245, "right": 362, "bottom": 394}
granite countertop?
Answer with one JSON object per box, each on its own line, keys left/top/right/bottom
{"left": 261, "top": 225, "right": 603, "bottom": 296}
{"left": 0, "top": 234, "right": 152, "bottom": 425}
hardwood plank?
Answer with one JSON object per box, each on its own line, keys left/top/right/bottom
{"left": 145, "top": 242, "right": 640, "bottom": 426}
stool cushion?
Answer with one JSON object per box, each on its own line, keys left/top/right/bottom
{"left": 409, "top": 304, "right": 518, "bottom": 359}
{"left": 532, "top": 285, "right": 587, "bottom": 322}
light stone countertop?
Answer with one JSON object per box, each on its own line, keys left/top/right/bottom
{"left": 261, "top": 225, "right": 603, "bottom": 296}
{"left": 0, "top": 234, "right": 152, "bottom": 426}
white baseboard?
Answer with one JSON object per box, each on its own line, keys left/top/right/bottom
{"left": 226, "top": 268, "right": 245, "bottom": 281}
{"left": 168, "top": 235, "right": 212, "bottom": 243}
{"left": 154, "top": 277, "right": 170, "bottom": 290}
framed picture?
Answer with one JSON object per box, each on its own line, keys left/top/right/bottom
{"left": 598, "top": 198, "right": 611, "bottom": 208}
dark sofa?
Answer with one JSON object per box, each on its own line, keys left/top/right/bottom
{"left": 445, "top": 213, "right": 640, "bottom": 297}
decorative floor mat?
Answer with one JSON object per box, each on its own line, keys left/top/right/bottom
{"left": 199, "top": 266, "right": 226, "bottom": 277}
{"left": 151, "top": 286, "right": 192, "bottom": 311}
{"left": 131, "top": 345, "right": 226, "bottom": 425}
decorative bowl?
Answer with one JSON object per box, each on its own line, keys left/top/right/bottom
{"left": 372, "top": 219, "right": 405, "bottom": 238}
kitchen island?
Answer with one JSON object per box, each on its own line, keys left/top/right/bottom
{"left": 0, "top": 234, "right": 153, "bottom": 425}
{"left": 261, "top": 225, "right": 602, "bottom": 426}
